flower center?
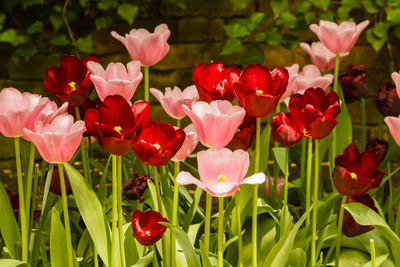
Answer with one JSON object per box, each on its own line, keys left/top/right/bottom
{"left": 69, "top": 81, "right": 77, "bottom": 92}
{"left": 218, "top": 174, "right": 226, "bottom": 183}
{"left": 114, "top": 126, "right": 122, "bottom": 135}
{"left": 302, "top": 128, "right": 311, "bottom": 137}
{"left": 350, "top": 172, "right": 357, "bottom": 180}
{"left": 145, "top": 230, "right": 151, "bottom": 236}
{"left": 255, "top": 89, "right": 263, "bottom": 94}
{"left": 153, "top": 144, "right": 161, "bottom": 150}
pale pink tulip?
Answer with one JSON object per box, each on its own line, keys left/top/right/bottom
{"left": 293, "top": 65, "right": 333, "bottom": 95}
{"left": 36, "top": 100, "right": 69, "bottom": 126}
{"left": 172, "top": 124, "right": 199, "bottom": 161}
{"left": 265, "top": 177, "right": 285, "bottom": 200}
{"left": 310, "top": 20, "right": 369, "bottom": 54}
{"left": 150, "top": 85, "right": 199, "bottom": 119}
{"left": 391, "top": 71, "right": 400, "bottom": 99}
{"left": 111, "top": 24, "right": 170, "bottom": 66}
{"left": 23, "top": 114, "right": 86, "bottom": 163}
{"left": 183, "top": 100, "right": 245, "bottom": 148}
{"left": 385, "top": 116, "right": 400, "bottom": 146}
{"left": 87, "top": 61, "right": 142, "bottom": 102}
{"left": 0, "top": 88, "right": 48, "bottom": 137}
{"left": 177, "top": 148, "right": 265, "bottom": 197}
{"left": 281, "top": 64, "right": 299, "bottom": 100}
{"left": 300, "top": 42, "right": 349, "bottom": 71}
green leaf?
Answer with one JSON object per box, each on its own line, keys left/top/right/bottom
{"left": 272, "top": 147, "right": 287, "bottom": 175}
{"left": 224, "top": 23, "right": 249, "bottom": 38}
{"left": 265, "top": 27, "right": 284, "bottom": 45}
{"left": 320, "top": 11, "right": 334, "bottom": 21}
{"left": 387, "top": 10, "right": 400, "bottom": 24}
{"left": 95, "top": 17, "right": 113, "bottom": 30}
{"left": 304, "top": 12, "right": 316, "bottom": 24}
{"left": 361, "top": 254, "right": 388, "bottom": 267}
{"left": 255, "top": 32, "right": 267, "bottom": 42}
{"left": 372, "top": 22, "right": 390, "bottom": 38}
{"left": 15, "top": 45, "right": 38, "bottom": 60}
{"left": 79, "top": 0, "right": 90, "bottom": 6}
{"left": 0, "top": 259, "right": 29, "bottom": 267}
{"left": 98, "top": 0, "right": 118, "bottom": 10}
{"left": 0, "top": 29, "right": 28, "bottom": 46}
{"left": 337, "top": 7, "right": 351, "bottom": 20}
{"left": 0, "top": 182, "right": 21, "bottom": 259}
{"left": 50, "top": 15, "right": 64, "bottom": 32}
{"left": 51, "top": 35, "right": 70, "bottom": 46}
{"left": 362, "top": 0, "right": 379, "bottom": 14}
{"left": 250, "top": 12, "right": 266, "bottom": 25}
{"left": 0, "top": 13, "right": 6, "bottom": 25}
{"left": 277, "top": 11, "right": 297, "bottom": 29}
{"left": 74, "top": 35, "right": 94, "bottom": 54}
{"left": 132, "top": 251, "right": 154, "bottom": 267}
{"left": 220, "top": 38, "right": 243, "bottom": 55}
{"left": 183, "top": 186, "right": 203, "bottom": 232}
{"left": 117, "top": 4, "right": 139, "bottom": 25}
{"left": 342, "top": 0, "right": 361, "bottom": 8}
{"left": 366, "top": 28, "right": 387, "bottom": 52}
{"left": 240, "top": 43, "right": 264, "bottom": 66}
{"left": 63, "top": 163, "right": 110, "bottom": 265}
{"left": 230, "top": 0, "right": 251, "bottom": 10}
{"left": 27, "top": 21, "right": 43, "bottom": 34}
{"left": 270, "top": 0, "right": 289, "bottom": 19}
{"left": 310, "top": 0, "right": 330, "bottom": 11}
{"left": 199, "top": 241, "right": 212, "bottom": 267}
{"left": 296, "top": 1, "right": 310, "bottom": 13}
{"left": 50, "top": 208, "right": 72, "bottom": 267}
{"left": 282, "top": 34, "right": 300, "bottom": 50}
{"left": 288, "top": 248, "right": 306, "bottom": 267}
{"left": 334, "top": 83, "right": 353, "bottom": 154}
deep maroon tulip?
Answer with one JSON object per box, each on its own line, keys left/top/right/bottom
{"left": 341, "top": 194, "right": 378, "bottom": 237}
{"left": 132, "top": 209, "right": 168, "bottom": 246}
{"left": 6, "top": 189, "right": 41, "bottom": 221}
{"left": 123, "top": 173, "right": 149, "bottom": 202}
{"left": 289, "top": 87, "right": 341, "bottom": 139}
{"left": 49, "top": 166, "right": 72, "bottom": 196}
{"left": 375, "top": 82, "right": 400, "bottom": 117}
{"left": 226, "top": 115, "right": 256, "bottom": 151}
{"left": 85, "top": 95, "right": 149, "bottom": 155}
{"left": 271, "top": 113, "right": 301, "bottom": 146}
{"left": 232, "top": 64, "right": 289, "bottom": 118}
{"left": 339, "top": 64, "right": 368, "bottom": 103}
{"left": 44, "top": 56, "right": 100, "bottom": 108}
{"left": 192, "top": 62, "right": 241, "bottom": 103}
{"left": 68, "top": 97, "right": 101, "bottom": 122}
{"left": 132, "top": 120, "right": 185, "bottom": 166}
{"left": 366, "top": 138, "right": 388, "bottom": 163}
{"left": 332, "top": 144, "right": 384, "bottom": 197}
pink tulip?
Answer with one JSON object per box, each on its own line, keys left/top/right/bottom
{"left": 183, "top": 100, "right": 245, "bottom": 148}
{"left": 265, "top": 177, "right": 285, "bottom": 200}
{"left": 385, "top": 116, "right": 400, "bottom": 146}
{"left": 310, "top": 20, "right": 369, "bottom": 54}
{"left": 36, "top": 100, "right": 69, "bottom": 126}
{"left": 150, "top": 85, "right": 199, "bottom": 119}
{"left": 111, "top": 24, "right": 170, "bottom": 66}
{"left": 23, "top": 114, "right": 86, "bottom": 163}
{"left": 172, "top": 124, "right": 199, "bottom": 161}
{"left": 391, "top": 71, "right": 400, "bottom": 99}
{"left": 0, "top": 88, "right": 48, "bottom": 138}
{"left": 87, "top": 61, "right": 143, "bottom": 102}
{"left": 300, "top": 42, "right": 349, "bottom": 71}
{"left": 281, "top": 64, "right": 299, "bottom": 100}
{"left": 177, "top": 148, "right": 265, "bottom": 197}
{"left": 293, "top": 65, "right": 333, "bottom": 95}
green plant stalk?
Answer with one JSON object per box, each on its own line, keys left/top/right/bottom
{"left": 378, "top": 115, "right": 384, "bottom": 139}
{"left": 235, "top": 191, "right": 243, "bottom": 267}
{"left": 252, "top": 117, "right": 261, "bottom": 267}
{"left": 300, "top": 138, "right": 306, "bottom": 193}
{"left": 111, "top": 155, "right": 118, "bottom": 267}
{"left": 24, "top": 142, "right": 35, "bottom": 249}
{"left": 331, "top": 54, "right": 340, "bottom": 179}
{"left": 370, "top": 239, "right": 376, "bottom": 267}
{"left": 218, "top": 197, "right": 224, "bottom": 267}
{"left": 305, "top": 138, "right": 313, "bottom": 227}
{"left": 311, "top": 139, "right": 319, "bottom": 265}
{"left": 74, "top": 107, "right": 90, "bottom": 186}
{"left": 335, "top": 195, "right": 347, "bottom": 267}
{"left": 58, "top": 163, "right": 74, "bottom": 267}
{"left": 171, "top": 118, "right": 180, "bottom": 267}
{"left": 29, "top": 163, "right": 40, "bottom": 257}
{"left": 388, "top": 163, "right": 394, "bottom": 228}
{"left": 117, "top": 156, "right": 126, "bottom": 267}
{"left": 360, "top": 98, "right": 366, "bottom": 149}
{"left": 152, "top": 245, "right": 159, "bottom": 267}
{"left": 144, "top": 66, "right": 150, "bottom": 102}
{"left": 15, "top": 137, "right": 28, "bottom": 262}
{"left": 282, "top": 147, "right": 290, "bottom": 231}
{"left": 204, "top": 193, "right": 212, "bottom": 256}
{"left": 93, "top": 243, "right": 98, "bottom": 267}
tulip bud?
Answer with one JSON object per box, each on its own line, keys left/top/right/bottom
{"left": 123, "top": 173, "right": 149, "bottom": 203}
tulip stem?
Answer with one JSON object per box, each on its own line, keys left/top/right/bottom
{"left": 58, "top": 163, "right": 74, "bottom": 267}
{"left": 117, "top": 155, "right": 126, "bottom": 267}
{"left": 218, "top": 197, "right": 224, "bottom": 267}
{"left": 74, "top": 107, "right": 90, "bottom": 186}
{"left": 204, "top": 193, "right": 212, "bottom": 256}
{"left": 252, "top": 117, "right": 261, "bottom": 267}
{"left": 388, "top": 163, "right": 394, "bottom": 228}
{"left": 171, "top": 160, "right": 180, "bottom": 267}
{"left": 282, "top": 147, "right": 290, "bottom": 230}
{"left": 330, "top": 54, "right": 340, "bottom": 184}
{"left": 111, "top": 155, "right": 118, "bottom": 267}
{"left": 360, "top": 98, "right": 366, "bottom": 149}
{"left": 311, "top": 139, "right": 319, "bottom": 265}
{"left": 305, "top": 138, "right": 313, "bottom": 228}
{"left": 153, "top": 167, "right": 167, "bottom": 266}
{"left": 144, "top": 66, "right": 150, "bottom": 102}
{"left": 370, "top": 239, "right": 376, "bottom": 267}
{"left": 24, "top": 142, "right": 35, "bottom": 252}
{"left": 14, "top": 137, "right": 28, "bottom": 262}
{"left": 335, "top": 195, "right": 347, "bottom": 267}
{"left": 235, "top": 191, "right": 243, "bottom": 267}
{"left": 152, "top": 245, "right": 159, "bottom": 267}
{"left": 300, "top": 138, "right": 306, "bottom": 197}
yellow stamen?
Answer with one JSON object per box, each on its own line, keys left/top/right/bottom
{"left": 145, "top": 230, "right": 151, "bottom": 236}
{"left": 218, "top": 174, "right": 226, "bottom": 183}
{"left": 69, "top": 81, "right": 77, "bottom": 91}
{"left": 255, "top": 90, "right": 263, "bottom": 94}
{"left": 153, "top": 144, "right": 161, "bottom": 150}
{"left": 350, "top": 172, "right": 357, "bottom": 180}
{"left": 114, "top": 126, "right": 122, "bottom": 135}
{"left": 236, "top": 128, "right": 241, "bottom": 133}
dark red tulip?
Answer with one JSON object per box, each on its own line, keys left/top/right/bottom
{"left": 132, "top": 120, "right": 185, "bottom": 167}
{"left": 375, "top": 82, "right": 400, "bottom": 117}
{"left": 289, "top": 87, "right": 340, "bottom": 139}
{"left": 6, "top": 189, "right": 40, "bottom": 221}
{"left": 44, "top": 56, "right": 100, "bottom": 108}
{"left": 332, "top": 144, "right": 384, "bottom": 197}
{"left": 232, "top": 64, "right": 289, "bottom": 118}
{"left": 85, "top": 95, "right": 149, "bottom": 155}
{"left": 123, "top": 173, "right": 149, "bottom": 203}
{"left": 271, "top": 112, "right": 301, "bottom": 146}
{"left": 226, "top": 114, "right": 256, "bottom": 151}
{"left": 341, "top": 194, "right": 378, "bottom": 237}
{"left": 366, "top": 138, "right": 388, "bottom": 163}
{"left": 68, "top": 97, "right": 101, "bottom": 122}
{"left": 339, "top": 64, "right": 368, "bottom": 103}
{"left": 49, "top": 166, "right": 72, "bottom": 196}
{"left": 192, "top": 62, "right": 240, "bottom": 103}
{"left": 132, "top": 209, "right": 168, "bottom": 246}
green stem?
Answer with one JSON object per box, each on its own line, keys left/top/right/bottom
{"left": 144, "top": 66, "right": 149, "bottom": 102}
{"left": 361, "top": 98, "right": 366, "bottom": 149}
{"left": 378, "top": 115, "right": 384, "bottom": 140}
{"left": 335, "top": 195, "right": 347, "bottom": 267}
{"left": 111, "top": 155, "right": 118, "bottom": 267}
{"left": 331, "top": 54, "right": 340, "bottom": 181}
{"left": 171, "top": 160, "right": 180, "bottom": 267}
{"left": 29, "top": 164, "right": 39, "bottom": 247}
{"left": 305, "top": 138, "right": 313, "bottom": 228}
{"left": 204, "top": 194, "right": 212, "bottom": 256}
{"left": 235, "top": 192, "right": 243, "bottom": 267}
{"left": 15, "top": 137, "right": 28, "bottom": 262}
{"left": 24, "top": 142, "right": 35, "bottom": 252}
{"left": 370, "top": 239, "right": 376, "bottom": 267}
{"left": 282, "top": 147, "right": 289, "bottom": 231}
{"left": 300, "top": 138, "right": 306, "bottom": 194}
{"left": 388, "top": 163, "right": 394, "bottom": 228}
{"left": 153, "top": 167, "right": 167, "bottom": 266}
{"left": 218, "top": 197, "right": 224, "bottom": 267}
{"left": 93, "top": 244, "right": 98, "bottom": 267}
{"left": 152, "top": 245, "right": 159, "bottom": 267}
{"left": 74, "top": 107, "right": 90, "bottom": 186}
{"left": 333, "top": 54, "right": 340, "bottom": 94}
{"left": 58, "top": 163, "right": 74, "bottom": 267}
{"left": 117, "top": 156, "right": 126, "bottom": 267}
{"left": 252, "top": 117, "right": 261, "bottom": 267}
{"left": 311, "top": 139, "right": 319, "bottom": 265}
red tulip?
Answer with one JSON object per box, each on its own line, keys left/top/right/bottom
{"left": 271, "top": 113, "right": 301, "bottom": 147}
{"left": 192, "top": 62, "right": 240, "bottom": 103}
{"left": 226, "top": 115, "right": 256, "bottom": 151}
{"left": 67, "top": 97, "right": 101, "bottom": 123}
{"left": 49, "top": 166, "right": 72, "bottom": 196}
{"left": 332, "top": 144, "right": 384, "bottom": 197}
{"left": 339, "top": 64, "right": 368, "bottom": 103}
{"left": 232, "top": 64, "right": 289, "bottom": 118}
{"left": 6, "top": 189, "right": 41, "bottom": 221}
{"left": 366, "top": 138, "right": 388, "bottom": 163}
{"left": 123, "top": 173, "right": 149, "bottom": 203}
{"left": 289, "top": 87, "right": 340, "bottom": 139}
{"left": 375, "top": 82, "right": 400, "bottom": 117}
{"left": 85, "top": 95, "right": 149, "bottom": 155}
{"left": 132, "top": 120, "right": 185, "bottom": 166}
{"left": 44, "top": 56, "right": 100, "bottom": 108}
{"left": 341, "top": 194, "right": 378, "bottom": 237}
{"left": 132, "top": 210, "right": 168, "bottom": 246}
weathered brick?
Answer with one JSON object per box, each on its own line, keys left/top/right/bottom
{"left": 178, "top": 18, "right": 225, "bottom": 42}
{"left": 8, "top": 54, "right": 61, "bottom": 80}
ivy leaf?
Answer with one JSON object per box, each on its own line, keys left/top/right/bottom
{"left": 224, "top": 23, "right": 249, "bottom": 38}
{"left": 0, "top": 29, "right": 29, "bottom": 46}
{"left": 51, "top": 35, "right": 70, "bottom": 46}
{"left": 342, "top": 0, "right": 361, "bottom": 8}
{"left": 296, "top": 1, "right": 310, "bottom": 13}
{"left": 98, "top": 0, "right": 119, "bottom": 10}
{"left": 387, "top": 10, "right": 400, "bottom": 24}
{"left": 309, "top": 0, "right": 330, "bottom": 11}
{"left": 362, "top": 0, "right": 379, "bottom": 14}
{"left": 230, "top": 0, "right": 251, "bottom": 10}
{"left": 282, "top": 34, "right": 300, "bottom": 50}
{"left": 337, "top": 7, "right": 351, "bottom": 20}
{"left": 79, "top": 0, "right": 90, "bottom": 6}
{"left": 50, "top": 15, "right": 64, "bottom": 32}
{"left": 220, "top": 38, "right": 242, "bottom": 55}
{"left": 15, "top": 45, "right": 38, "bottom": 60}
{"left": 95, "top": 17, "right": 113, "bottom": 30}
{"left": 372, "top": 22, "right": 390, "bottom": 38}
{"left": 20, "top": 0, "right": 41, "bottom": 8}
{"left": 304, "top": 12, "right": 316, "bottom": 24}
{"left": 277, "top": 11, "right": 297, "bottom": 29}
{"left": 118, "top": 4, "right": 139, "bottom": 25}
{"left": 0, "top": 13, "right": 6, "bottom": 25}
{"left": 240, "top": 43, "right": 264, "bottom": 66}
{"left": 250, "top": 12, "right": 266, "bottom": 25}
{"left": 366, "top": 28, "right": 387, "bottom": 51}
{"left": 27, "top": 21, "right": 43, "bottom": 34}
{"left": 74, "top": 35, "right": 94, "bottom": 54}
{"left": 387, "top": 0, "right": 398, "bottom": 6}
{"left": 320, "top": 11, "right": 334, "bottom": 21}
{"left": 265, "top": 27, "right": 284, "bottom": 45}
{"left": 270, "top": 0, "right": 289, "bottom": 19}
